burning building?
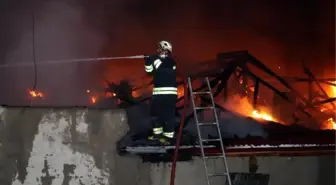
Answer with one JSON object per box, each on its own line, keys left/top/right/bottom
{"left": 5, "top": 51, "right": 336, "bottom": 156}
{"left": 114, "top": 51, "right": 335, "bottom": 158}
{"left": 0, "top": 0, "right": 335, "bottom": 184}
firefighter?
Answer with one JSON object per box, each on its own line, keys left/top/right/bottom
{"left": 144, "top": 40, "right": 177, "bottom": 144}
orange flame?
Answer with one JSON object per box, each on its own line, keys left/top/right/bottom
{"left": 132, "top": 91, "right": 139, "bottom": 98}
{"left": 87, "top": 89, "right": 98, "bottom": 104}
{"left": 87, "top": 89, "right": 120, "bottom": 104}
{"left": 91, "top": 96, "right": 97, "bottom": 104}
{"left": 28, "top": 89, "right": 44, "bottom": 98}
{"left": 319, "top": 82, "right": 336, "bottom": 130}
{"left": 323, "top": 118, "right": 336, "bottom": 130}
{"left": 252, "top": 110, "right": 274, "bottom": 122}
{"left": 220, "top": 96, "right": 278, "bottom": 123}
{"left": 331, "top": 82, "right": 336, "bottom": 97}
{"left": 106, "top": 92, "right": 116, "bottom": 97}
{"left": 177, "top": 86, "right": 184, "bottom": 98}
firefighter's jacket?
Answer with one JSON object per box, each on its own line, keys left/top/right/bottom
{"left": 144, "top": 55, "right": 177, "bottom": 95}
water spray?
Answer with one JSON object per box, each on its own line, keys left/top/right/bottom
{"left": 0, "top": 55, "right": 145, "bottom": 68}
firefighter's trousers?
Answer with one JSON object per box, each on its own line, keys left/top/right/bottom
{"left": 150, "top": 94, "right": 177, "bottom": 138}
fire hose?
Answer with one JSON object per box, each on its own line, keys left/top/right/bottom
{"left": 0, "top": 54, "right": 145, "bottom": 100}
{"left": 170, "top": 78, "right": 189, "bottom": 185}
{"left": 0, "top": 55, "right": 146, "bottom": 68}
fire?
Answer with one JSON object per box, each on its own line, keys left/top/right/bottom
{"left": 28, "top": 89, "right": 44, "bottom": 98}
{"left": 132, "top": 91, "right": 139, "bottom": 98}
{"left": 220, "top": 96, "right": 277, "bottom": 122}
{"left": 91, "top": 96, "right": 97, "bottom": 104}
{"left": 331, "top": 81, "right": 336, "bottom": 97}
{"left": 87, "top": 89, "right": 98, "bottom": 104}
{"left": 86, "top": 89, "right": 121, "bottom": 104}
{"left": 252, "top": 110, "right": 274, "bottom": 121}
{"left": 324, "top": 118, "right": 336, "bottom": 130}
{"left": 319, "top": 81, "right": 336, "bottom": 130}
{"left": 106, "top": 92, "right": 116, "bottom": 97}
{"left": 177, "top": 86, "right": 184, "bottom": 98}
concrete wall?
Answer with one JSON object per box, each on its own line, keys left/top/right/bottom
{"left": 0, "top": 107, "right": 334, "bottom": 185}
{"left": 152, "top": 156, "right": 335, "bottom": 185}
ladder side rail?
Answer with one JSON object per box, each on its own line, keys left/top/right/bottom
{"left": 188, "top": 77, "right": 211, "bottom": 185}
{"left": 205, "top": 77, "right": 232, "bottom": 185}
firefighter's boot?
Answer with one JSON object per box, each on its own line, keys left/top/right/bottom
{"left": 148, "top": 127, "right": 163, "bottom": 141}
{"left": 159, "top": 132, "right": 175, "bottom": 145}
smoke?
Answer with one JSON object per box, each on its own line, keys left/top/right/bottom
{"left": 0, "top": 0, "right": 334, "bottom": 106}
{"left": 0, "top": 0, "right": 107, "bottom": 105}
{"left": 100, "top": 0, "right": 335, "bottom": 81}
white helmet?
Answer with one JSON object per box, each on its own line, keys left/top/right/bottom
{"left": 157, "top": 40, "right": 172, "bottom": 53}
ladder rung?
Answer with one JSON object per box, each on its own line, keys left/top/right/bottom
{"left": 201, "top": 138, "right": 221, "bottom": 142}
{"left": 195, "top": 107, "right": 214, "bottom": 110}
{"left": 193, "top": 91, "right": 211, "bottom": 95}
{"left": 204, "top": 156, "right": 224, "bottom": 160}
{"left": 198, "top": 122, "right": 217, "bottom": 126}
{"left": 208, "top": 173, "right": 229, "bottom": 177}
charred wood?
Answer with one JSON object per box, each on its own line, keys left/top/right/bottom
{"left": 303, "top": 65, "right": 335, "bottom": 109}
{"left": 253, "top": 80, "right": 259, "bottom": 109}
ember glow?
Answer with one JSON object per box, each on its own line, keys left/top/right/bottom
{"left": 106, "top": 92, "right": 116, "bottom": 97}
{"left": 86, "top": 89, "right": 98, "bottom": 104}
{"left": 86, "top": 89, "right": 121, "bottom": 104}
{"left": 132, "top": 91, "right": 139, "bottom": 98}
{"left": 28, "top": 89, "right": 44, "bottom": 98}
{"left": 91, "top": 96, "right": 97, "bottom": 104}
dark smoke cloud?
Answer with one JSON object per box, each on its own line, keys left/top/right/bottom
{"left": 0, "top": 0, "right": 334, "bottom": 106}
{"left": 99, "top": 0, "right": 335, "bottom": 83}
{"left": 0, "top": 0, "right": 107, "bottom": 105}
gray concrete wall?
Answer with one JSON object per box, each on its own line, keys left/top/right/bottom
{"left": 153, "top": 156, "right": 335, "bottom": 185}
{"left": 0, "top": 107, "right": 144, "bottom": 185}
{"left": 0, "top": 107, "right": 334, "bottom": 185}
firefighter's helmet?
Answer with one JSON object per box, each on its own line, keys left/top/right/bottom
{"left": 157, "top": 40, "right": 172, "bottom": 53}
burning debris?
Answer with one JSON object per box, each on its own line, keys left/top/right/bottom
{"left": 91, "top": 96, "right": 97, "bottom": 104}
{"left": 12, "top": 51, "right": 335, "bottom": 132}
{"left": 86, "top": 89, "right": 116, "bottom": 104}
{"left": 85, "top": 79, "right": 144, "bottom": 106}
{"left": 71, "top": 51, "right": 336, "bottom": 133}
{"left": 0, "top": 50, "right": 333, "bottom": 159}
{"left": 172, "top": 51, "right": 335, "bottom": 132}
{"left": 28, "top": 89, "right": 44, "bottom": 98}
{"left": 117, "top": 68, "right": 335, "bottom": 160}
{"left": 86, "top": 91, "right": 117, "bottom": 104}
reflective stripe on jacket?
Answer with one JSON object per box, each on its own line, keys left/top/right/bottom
{"left": 145, "top": 64, "right": 154, "bottom": 73}
{"left": 153, "top": 87, "right": 178, "bottom": 95}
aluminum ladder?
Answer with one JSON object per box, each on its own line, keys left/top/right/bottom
{"left": 187, "top": 76, "right": 232, "bottom": 185}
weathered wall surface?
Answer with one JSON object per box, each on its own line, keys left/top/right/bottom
{"left": 0, "top": 107, "right": 334, "bottom": 185}
{"left": 152, "top": 156, "right": 335, "bottom": 185}
{"left": 0, "top": 107, "right": 149, "bottom": 185}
